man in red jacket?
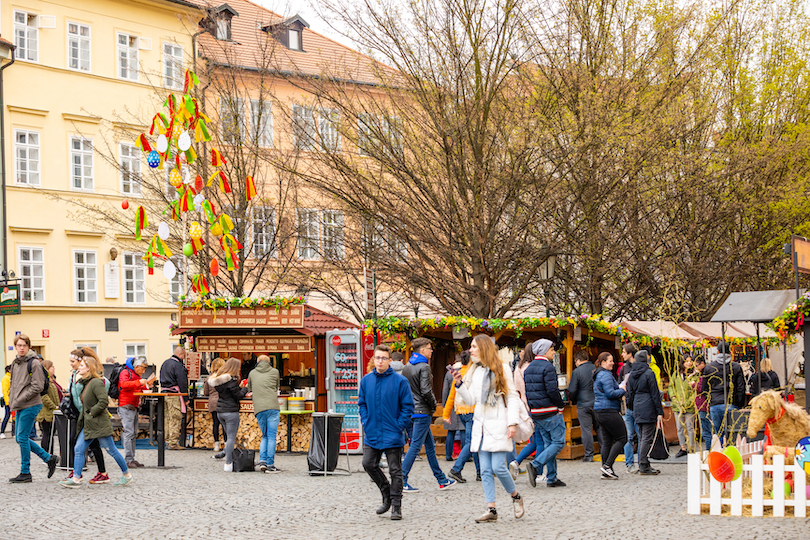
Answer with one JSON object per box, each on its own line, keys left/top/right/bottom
{"left": 118, "top": 357, "right": 155, "bottom": 468}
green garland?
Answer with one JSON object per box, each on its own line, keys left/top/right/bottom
{"left": 768, "top": 292, "right": 810, "bottom": 340}
{"left": 176, "top": 295, "right": 306, "bottom": 310}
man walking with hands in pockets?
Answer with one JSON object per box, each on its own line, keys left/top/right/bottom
{"left": 359, "top": 345, "right": 414, "bottom": 520}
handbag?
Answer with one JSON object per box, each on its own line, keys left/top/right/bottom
{"left": 504, "top": 395, "right": 534, "bottom": 444}
{"left": 59, "top": 376, "right": 79, "bottom": 420}
{"left": 232, "top": 444, "right": 256, "bottom": 472}
{"left": 648, "top": 416, "right": 670, "bottom": 461}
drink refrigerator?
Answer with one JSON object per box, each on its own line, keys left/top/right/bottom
{"left": 326, "top": 329, "right": 363, "bottom": 453}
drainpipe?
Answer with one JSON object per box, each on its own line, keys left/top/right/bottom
{"left": 1, "top": 50, "right": 16, "bottom": 278}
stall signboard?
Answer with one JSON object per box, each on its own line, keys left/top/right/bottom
{"left": 0, "top": 284, "right": 21, "bottom": 316}
{"left": 179, "top": 306, "right": 305, "bottom": 329}
{"left": 195, "top": 335, "right": 312, "bottom": 353}
{"left": 194, "top": 399, "right": 255, "bottom": 413}
{"left": 185, "top": 351, "right": 201, "bottom": 380}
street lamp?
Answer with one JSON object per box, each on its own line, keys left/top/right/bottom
{"left": 412, "top": 286, "right": 420, "bottom": 319}
{"left": 539, "top": 253, "right": 557, "bottom": 317}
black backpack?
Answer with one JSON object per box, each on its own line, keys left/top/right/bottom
{"left": 27, "top": 356, "right": 50, "bottom": 396}
{"left": 107, "top": 363, "right": 125, "bottom": 400}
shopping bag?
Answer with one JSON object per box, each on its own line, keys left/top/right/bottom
{"left": 232, "top": 445, "right": 256, "bottom": 472}
{"left": 648, "top": 417, "right": 670, "bottom": 460}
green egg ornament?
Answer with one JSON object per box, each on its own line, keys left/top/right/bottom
{"left": 183, "top": 243, "right": 194, "bottom": 257}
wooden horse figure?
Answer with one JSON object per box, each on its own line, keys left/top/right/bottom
{"left": 747, "top": 390, "right": 810, "bottom": 465}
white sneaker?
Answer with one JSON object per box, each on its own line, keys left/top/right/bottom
{"left": 224, "top": 462, "right": 233, "bottom": 472}
{"left": 626, "top": 464, "right": 638, "bottom": 474}
{"left": 508, "top": 460, "right": 519, "bottom": 480}
{"left": 0, "top": 433, "right": 5, "bottom": 439}
{"left": 214, "top": 442, "right": 221, "bottom": 452}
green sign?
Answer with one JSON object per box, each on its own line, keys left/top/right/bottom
{"left": 0, "top": 284, "right": 21, "bottom": 315}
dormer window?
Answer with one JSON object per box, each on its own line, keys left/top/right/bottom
{"left": 203, "top": 3, "right": 238, "bottom": 41}
{"left": 262, "top": 14, "right": 309, "bottom": 52}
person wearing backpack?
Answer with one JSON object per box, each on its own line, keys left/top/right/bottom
{"left": 118, "top": 357, "right": 156, "bottom": 468}
{"left": 8, "top": 334, "right": 59, "bottom": 483}
{"left": 35, "top": 360, "right": 60, "bottom": 454}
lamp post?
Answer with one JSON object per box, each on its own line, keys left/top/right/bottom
{"left": 539, "top": 253, "right": 557, "bottom": 317}
{"left": 412, "top": 286, "right": 420, "bottom": 319}
{"left": 0, "top": 38, "right": 16, "bottom": 361}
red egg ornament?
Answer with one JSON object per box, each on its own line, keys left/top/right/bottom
{"left": 194, "top": 174, "right": 204, "bottom": 193}
{"left": 122, "top": 199, "right": 129, "bottom": 210}
{"left": 707, "top": 451, "right": 735, "bottom": 483}
{"left": 210, "top": 257, "right": 220, "bottom": 277}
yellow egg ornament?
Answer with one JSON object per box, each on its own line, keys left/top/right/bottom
{"left": 189, "top": 221, "right": 204, "bottom": 240}
{"left": 210, "top": 222, "right": 223, "bottom": 237}
{"left": 169, "top": 168, "right": 183, "bottom": 187}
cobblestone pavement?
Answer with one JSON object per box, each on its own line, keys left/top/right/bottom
{"left": 1, "top": 438, "right": 807, "bottom": 539}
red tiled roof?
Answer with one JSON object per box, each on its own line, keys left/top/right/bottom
{"left": 304, "top": 305, "right": 359, "bottom": 335}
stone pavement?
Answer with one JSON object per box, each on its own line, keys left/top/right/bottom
{"left": 0, "top": 437, "right": 806, "bottom": 540}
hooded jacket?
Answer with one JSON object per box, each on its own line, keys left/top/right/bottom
{"left": 402, "top": 353, "right": 436, "bottom": 416}
{"left": 118, "top": 358, "right": 149, "bottom": 409}
{"left": 208, "top": 373, "right": 248, "bottom": 413}
{"left": 390, "top": 360, "right": 405, "bottom": 375}
{"left": 627, "top": 351, "right": 664, "bottom": 423}
{"left": 358, "top": 366, "right": 414, "bottom": 450}
{"left": 593, "top": 367, "right": 625, "bottom": 411}
{"left": 77, "top": 376, "right": 114, "bottom": 439}
{"left": 701, "top": 353, "right": 746, "bottom": 408}
{"left": 247, "top": 360, "right": 280, "bottom": 413}
{"left": 568, "top": 361, "right": 596, "bottom": 409}
{"left": 9, "top": 350, "right": 44, "bottom": 411}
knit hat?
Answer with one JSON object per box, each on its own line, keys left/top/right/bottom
{"left": 532, "top": 339, "right": 553, "bottom": 357}
{"left": 634, "top": 350, "right": 649, "bottom": 364}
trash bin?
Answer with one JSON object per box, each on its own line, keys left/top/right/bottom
{"left": 308, "top": 413, "right": 344, "bottom": 473}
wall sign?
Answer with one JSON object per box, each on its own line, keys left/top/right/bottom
{"left": 195, "top": 335, "right": 312, "bottom": 353}
{"left": 0, "top": 285, "right": 21, "bottom": 316}
{"left": 104, "top": 262, "right": 120, "bottom": 298}
{"left": 179, "top": 306, "right": 305, "bottom": 329}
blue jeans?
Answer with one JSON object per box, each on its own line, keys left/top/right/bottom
{"left": 698, "top": 410, "right": 712, "bottom": 451}
{"left": 478, "top": 450, "right": 516, "bottom": 503}
{"left": 402, "top": 416, "right": 448, "bottom": 485}
{"left": 623, "top": 409, "right": 641, "bottom": 467}
{"left": 73, "top": 430, "right": 128, "bottom": 479}
{"left": 515, "top": 434, "right": 542, "bottom": 465}
{"left": 1, "top": 405, "right": 10, "bottom": 434}
{"left": 446, "top": 430, "right": 457, "bottom": 460}
{"left": 256, "top": 409, "right": 281, "bottom": 465}
{"left": 710, "top": 404, "right": 738, "bottom": 446}
{"left": 451, "top": 413, "right": 480, "bottom": 475}
{"left": 15, "top": 404, "right": 50, "bottom": 474}
{"left": 505, "top": 441, "right": 517, "bottom": 465}
{"left": 530, "top": 414, "right": 565, "bottom": 483}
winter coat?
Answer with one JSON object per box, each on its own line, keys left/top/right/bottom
{"left": 77, "top": 377, "right": 114, "bottom": 439}
{"left": 390, "top": 360, "right": 405, "bottom": 375}
{"left": 402, "top": 353, "right": 437, "bottom": 416}
{"left": 358, "top": 366, "right": 414, "bottom": 450}
{"left": 593, "top": 367, "right": 625, "bottom": 411}
{"left": 72, "top": 371, "right": 110, "bottom": 413}
{"left": 247, "top": 361, "right": 280, "bottom": 413}
{"left": 694, "top": 376, "right": 709, "bottom": 413}
{"left": 118, "top": 359, "right": 148, "bottom": 409}
{"left": 209, "top": 374, "right": 248, "bottom": 413}
{"left": 454, "top": 359, "right": 521, "bottom": 453}
{"left": 701, "top": 354, "right": 746, "bottom": 408}
{"left": 627, "top": 354, "right": 664, "bottom": 423}
{"left": 160, "top": 355, "right": 189, "bottom": 394}
{"left": 35, "top": 375, "right": 59, "bottom": 422}
{"left": 524, "top": 357, "right": 565, "bottom": 420}
{"left": 441, "top": 371, "right": 464, "bottom": 430}
{"left": 751, "top": 370, "right": 781, "bottom": 394}
{"left": 203, "top": 378, "right": 220, "bottom": 412}
{"left": 9, "top": 350, "right": 45, "bottom": 411}
{"left": 512, "top": 362, "right": 532, "bottom": 411}
{"left": 568, "top": 361, "right": 596, "bottom": 409}
{"left": 2, "top": 372, "right": 10, "bottom": 405}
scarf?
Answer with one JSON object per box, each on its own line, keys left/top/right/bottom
{"left": 465, "top": 358, "right": 500, "bottom": 407}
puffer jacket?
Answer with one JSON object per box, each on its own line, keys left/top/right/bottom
{"left": 209, "top": 373, "right": 248, "bottom": 413}
{"left": 358, "top": 366, "right": 414, "bottom": 450}
{"left": 593, "top": 367, "right": 625, "bottom": 411}
{"left": 77, "top": 377, "right": 114, "bottom": 439}
{"left": 627, "top": 352, "right": 664, "bottom": 423}
{"left": 524, "top": 357, "right": 564, "bottom": 420}
{"left": 35, "top": 375, "right": 59, "bottom": 422}
{"left": 203, "top": 378, "right": 220, "bottom": 411}
{"left": 402, "top": 353, "right": 436, "bottom": 416}
{"left": 455, "top": 359, "right": 521, "bottom": 453}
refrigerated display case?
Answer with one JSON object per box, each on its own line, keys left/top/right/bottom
{"left": 326, "top": 329, "right": 363, "bottom": 453}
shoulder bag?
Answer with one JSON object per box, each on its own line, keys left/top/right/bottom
{"left": 59, "top": 375, "right": 79, "bottom": 420}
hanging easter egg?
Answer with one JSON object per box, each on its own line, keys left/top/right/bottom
{"left": 156, "top": 134, "right": 169, "bottom": 154}
{"left": 707, "top": 451, "right": 735, "bottom": 483}
{"left": 193, "top": 193, "right": 205, "bottom": 211}
{"left": 163, "top": 259, "right": 177, "bottom": 280}
{"left": 722, "top": 446, "right": 744, "bottom": 482}
{"left": 210, "top": 222, "right": 223, "bottom": 237}
{"left": 210, "top": 257, "right": 220, "bottom": 277}
{"left": 194, "top": 174, "right": 204, "bottom": 193}
{"left": 183, "top": 243, "right": 194, "bottom": 257}
{"left": 169, "top": 168, "right": 183, "bottom": 187}
{"left": 178, "top": 131, "right": 192, "bottom": 152}
{"left": 796, "top": 437, "right": 810, "bottom": 476}
{"left": 121, "top": 199, "right": 129, "bottom": 210}
{"left": 147, "top": 150, "right": 161, "bottom": 168}
{"left": 158, "top": 221, "right": 170, "bottom": 241}
{"left": 189, "top": 221, "right": 204, "bottom": 240}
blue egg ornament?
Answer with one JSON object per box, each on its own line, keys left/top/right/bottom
{"left": 147, "top": 150, "right": 161, "bottom": 168}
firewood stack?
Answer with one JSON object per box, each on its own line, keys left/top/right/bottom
{"left": 191, "top": 411, "right": 312, "bottom": 452}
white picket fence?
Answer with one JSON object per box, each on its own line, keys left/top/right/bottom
{"left": 687, "top": 440, "right": 809, "bottom": 517}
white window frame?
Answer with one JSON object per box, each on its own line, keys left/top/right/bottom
{"left": 216, "top": 18, "right": 230, "bottom": 40}
{"left": 74, "top": 343, "right": 99, "bottom": 355}
{"left": 119, "top": 142, "right": 142, "bottom": 196}
{"left": 73, "top": 250, "right": 98, "bottom": 304}
{"left": 122, "top": 252, "right": 146, "bottom": 305}
{"left": 250, "top": 99, "right": 273, "bottom": 148}
{"left": 220, "top": 97, "right": 245, "bottom": 144}
{"left": 70, "top": 136, "right": 94, "bottom": 191}
{"left": 162, "top": 41, "right": 183, "bottom": 90}
{"left": 18, "top": 246, "right": 45, "bottom": 303}
{"left": 319, "top": 108, "right": 340, "bottom": 151}
{"left": 289, "top": 29, "right": 301, "bottom": 51}
{"left": 14, "top": 11, "right": 38, "bottom": 62}
{"left": 322, "top": 210, "right": 345, "bottom": 260}
{"left": 14, "top": 129, "right": 40, "bottom": 186}
{"left": 358, "top": 113, "right": 402, "bottom": 157}
{"left": 297, "top": 208, "right": 320, "bottom": 260}
{"left": 67, "top": 21, "right": 91, "bottom": 72}
{"left": 125, "top": 343, "right": 147, "bottom": 361}
{"left": 117, "top": 32, "right": 139, "bottom": 81}
{"left": 169, "top": 271, "right": 183, "bottom": 303}
{"left": 251, "top": 206, "right": 276, "bottom": 258}
{"left": 292, "top": 105, "right": 317, "bottom": 151}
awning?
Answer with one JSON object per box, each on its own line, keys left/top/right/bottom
{"left": 620, "top": 320, "right": 697, "bottom": 340}
{"left": 678, "top": 322, "right": 751, "bottom": 339}
{"left": 710, "top": 290, "right": 800, "bottom": 323}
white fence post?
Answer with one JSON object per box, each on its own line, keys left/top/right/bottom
{"left": 687, "top": 453, "right": 702, "bottom": 515}
{"left": 751, "top": 454, "right": 764, "bottom": 517}
{"left": 795, "top": 461, "right": 807, "bottom": 518}
{"left": 773, "top": 454, "right": 786, "bottom": 517}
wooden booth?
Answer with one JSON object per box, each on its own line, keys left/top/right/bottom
{"left": 173, "top": 301, "right": 357, "bottom": 452}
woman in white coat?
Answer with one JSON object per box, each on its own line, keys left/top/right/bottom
{"left": 453, "top": 334, "right": 524, "bottom": 522}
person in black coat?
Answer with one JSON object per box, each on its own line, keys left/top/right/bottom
{"left": 207, "top": 358, "right": 250, "bottom": 471}
{"left": 701, "top": 341, "right": 746, "bottom": 445}
{"left": 627, "top": 350, "right": 663, "bottom": 475}
{"left": 751, "top": 357, "right": 781, "bottom": 395}
{"left": 568, "top": 350, "right": 598, "bottom": 461}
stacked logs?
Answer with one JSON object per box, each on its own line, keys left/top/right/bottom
{"left": 191, "top": 411, "right": 312, "bottom": 452}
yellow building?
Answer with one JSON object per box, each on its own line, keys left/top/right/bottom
{"left": 1, "top": 0, "right": 199, "bottom": 382}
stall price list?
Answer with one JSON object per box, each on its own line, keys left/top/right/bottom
{"left": 179, "top": 306, "right": 305, "bottom": 329}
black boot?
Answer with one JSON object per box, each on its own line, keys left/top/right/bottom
{"left": 376, "top": 487, "right": 391, "bottom": 515}
{"left": 390, "top": 504, "right": 402, "bottom": 520}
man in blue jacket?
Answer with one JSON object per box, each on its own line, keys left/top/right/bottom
{"left": 359, "top": 344, "right": 414, "bottom": 521}
{"left": 524, "top": 339, "right": 567, "bottom": 488}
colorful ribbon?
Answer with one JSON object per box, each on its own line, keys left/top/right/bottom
{"left": 216, "top": 213, "right": 234, "bottom": 234}
{"left": 179, "top": 186, "right": 194, "bottom": 213}
{"left": 134, "top": 206, "right": 148, "bottom": 240}
{"left": 207, "top": 170, "right": 231, "bottom": 193}
{"left": 246, "top": 175, "right": 257, "bottom": 201}
{"left": 183, "top": 70, "right": 200, "bottom": 94}
{"left": 201, "top": 200, "right": 217, "bottom": 224}
{"left": 135, "top": 134, "right": 151, "bottom": 152}
{"left": 211, "top": 148, "right": 226, "bottom": 167}
{"left": 219, "top": 233, "right": 243, "bottom": 271}
{"left": 191, "top": 274, "right": 209, "bottom": 295}
{"left": 150, "top": 113, "right": 169, "bottom": 136}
